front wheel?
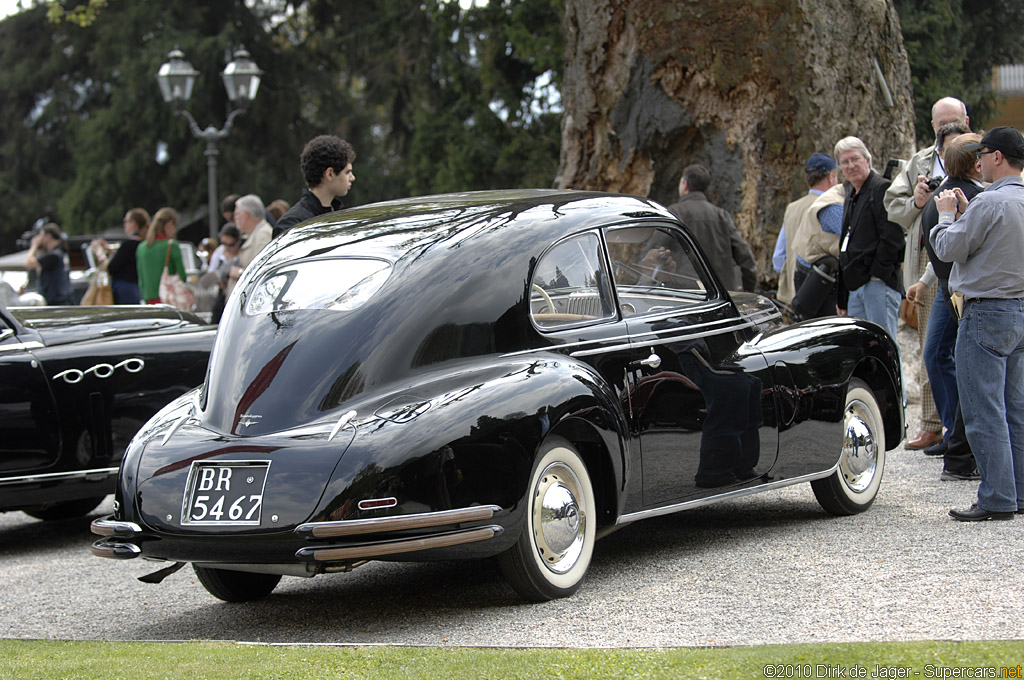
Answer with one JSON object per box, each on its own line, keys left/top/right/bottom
{"left": 811, "top": 378, "right": 886, "bottom": 515}
{"left": 193, "top": 565, "right": 281, "bottom": 602}
{"left": 498, "top": 437, "right": 596, "bottom": 601}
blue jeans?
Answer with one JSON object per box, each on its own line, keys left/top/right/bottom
{"left": 956, "top": 298, "right": 1024, "bottom": 512}
{"left": 923, "top": 289, "right": 959, "bottom": 434}
{"left": 847, "top": 278, "right": 900, "bottom": 341}
{"left": 111, "top": 278, "right": 141, "bottom": 305}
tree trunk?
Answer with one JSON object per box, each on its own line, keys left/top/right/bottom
{"left": 556, "top": 0, "right": 915, "bottom": 282}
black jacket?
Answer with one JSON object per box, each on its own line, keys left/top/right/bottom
{"left": 838, "top": 171, "right": 905, "bottom": 307}
{"left": 275, "top": 189, "right": 343, "bottom": 235}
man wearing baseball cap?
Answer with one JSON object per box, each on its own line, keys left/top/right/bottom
{"left": 788, "top": 154, "right": 846, "bottom": 319}
{"left": 930, "top": 125, "right": 1024, "bottom": 521}
{"left": 773, "top": 153, "right": 841, "bottom": 311}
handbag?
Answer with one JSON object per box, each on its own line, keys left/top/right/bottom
{"left": 80, "top": 267, "right": 114, "bottom": 306}
{"left": 158, "top": 241, "right": 195, "bottom": 311}
{"left": 899, "top": 298, "right": 919, "bottom": 330}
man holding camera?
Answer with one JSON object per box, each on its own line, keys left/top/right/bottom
{"left": 930, "top": 126, "right": 1024, "bottom": 521}
{"left": 883, "top": 96, "right": 970, "bottom": 451}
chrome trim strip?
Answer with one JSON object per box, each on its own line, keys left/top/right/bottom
{"left": 296, "top": 504, "right": 501, "bottom": 538}
{"left": 504, "top": 312, "right": 751, "bottom": 360}
{"left": 615, "top": 467, "right": 839, "bottom": 524}
{"left": 298, "top": 526, "right": 500, "bottom": 562}
{"left": 623, "top": 318, "right": 758, "bottom": 346}
{"left": 0, "top": 466, "right": 118, "bottom": 486}
{"left": 0, "top": 340, "right": 44, "bottom": 354}
{"left": 617, "top": 300, "right": 732, "bottom": 326}
{"left": 90, "top": 517, "right": 142, "bottom": 537}
{"left": 569, "top": 320, "right": 758, "bottom": 358}
{"left": 90, "top": 539, "right": 142, "bottom": 560}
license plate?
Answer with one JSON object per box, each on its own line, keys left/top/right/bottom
{"left": 181, "top": 461, "right": 270, "bottom": 526}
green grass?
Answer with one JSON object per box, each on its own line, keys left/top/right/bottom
{"left": 1, "top": 640, "right": 1023, "bottom": 679}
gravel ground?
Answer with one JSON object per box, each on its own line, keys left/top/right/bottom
{"left": 1, "top": 324, "right": 1021, "bottom": 647}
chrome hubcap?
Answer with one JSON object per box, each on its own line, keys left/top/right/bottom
{"left": 842, "top": 400, "right": 877, "bottom": 493}
{"left": 533, "top": 462, "right": 586, "bottom": 574}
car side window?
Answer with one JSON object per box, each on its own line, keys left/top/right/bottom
{"left": 531, "top": 232, "right": 616, "bottom": 329}
{"left": 606, "top": 225, "right": 713, "bottom": 318}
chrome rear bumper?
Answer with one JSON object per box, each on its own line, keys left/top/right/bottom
{"left": 90, "top": 504, "right": 504, "bottom": 562}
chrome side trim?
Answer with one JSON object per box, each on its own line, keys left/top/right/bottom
{"left": 501, "top": 307, "right": 740, "bottom": 359}
{"left": 0, "top": 466, "right": 118, "bottom": 486}
{"left": 296, "top": 504, "right": 501, "bottom": 538}
{"left": 297, "top": 526, "right": 500, "bottom": 562}
{"left": 621, "top": 317, "right": 758, "bottom": 347}
{"left": 568, "top": 319, "right": 759, "bottom": 358}
{"left": 90, "top": 539, "right": 142, "bottom": 560}
{"left": 0, "top": 340, "right": 44, "bottom": 354}
{"left": 90, "top": 517, "right": 142, "bottom": 537}
{"left": 615, "top": 467, "right": 839, "bottom": 524}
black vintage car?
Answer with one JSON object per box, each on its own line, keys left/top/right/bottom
{"left": 1, "top": 301, "right": 214, "bottom": 520}
{"left": 91, "top": 190, "right": 904, "bottom": 602}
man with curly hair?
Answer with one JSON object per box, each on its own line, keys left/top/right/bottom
{"left": 276, "top": 135, "right": 356, "bottom": 234}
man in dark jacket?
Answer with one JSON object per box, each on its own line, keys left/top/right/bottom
{"left": 25, "top": 223, "right": 74, "bottom": 305}
{"left": 275, "top": 135, "right": 356, "bottom": 235}
{"left": 666, "top": 164, "right": 757, "bottom": 292}
{"left": 834, "top": 136, "right": 905, "bottom": 340}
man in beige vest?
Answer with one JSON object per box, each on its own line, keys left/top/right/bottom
{"left": 775, "top": 154, "right": 839, "bottom": 309}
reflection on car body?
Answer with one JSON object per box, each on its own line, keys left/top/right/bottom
{"left": 91, "top": 190, "right": 904, "bottom": 603}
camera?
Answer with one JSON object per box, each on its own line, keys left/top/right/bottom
{"left": 883, "top": 158, "right": 903, "bottom": 180}
{"left": 15, "top": 217, "right": 50, "bottom": 250}
{"left": 925, "top": 176, "right": 944, "bottom": 191}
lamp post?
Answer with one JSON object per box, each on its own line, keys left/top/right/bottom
{"left": 156, "top": 47, "right": 262, "bottom": 241}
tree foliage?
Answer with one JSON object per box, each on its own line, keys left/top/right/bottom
{"left": 3, "top": 0, "right": 1021, "bottom": 255}
{"left": 894, "top": 0, "right": 1024, "bottom": 146}
{"left": 0, "top": 0, "right": 563, "bottom": 251}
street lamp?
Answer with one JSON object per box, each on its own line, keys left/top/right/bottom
{"left": 157, "top": 47, "right": 262, "bottom": 240}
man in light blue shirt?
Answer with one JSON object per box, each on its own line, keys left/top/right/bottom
{"left": 931, "top": 126, "right": 1024, "bottom": 522}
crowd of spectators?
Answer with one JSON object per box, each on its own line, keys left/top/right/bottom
{"left": 770, "top": 97, "right": 1024, "bottom": 523}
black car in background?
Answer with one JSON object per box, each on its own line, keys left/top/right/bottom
{"left": 1, "top": 301, "right": 214, "bottom": 520}
{"left": 91, "top": 190, "right": 904, "bottom": 603}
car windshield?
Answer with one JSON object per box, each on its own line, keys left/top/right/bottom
{"left": 244, "top": 257, "right": 392, "bottom": 315}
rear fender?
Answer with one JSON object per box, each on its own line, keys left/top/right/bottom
{"left": 309, "top": 354, "right": 626, "bottom": 551}
{"left": 755, "top": 317, "right": 904, "bottom": 477}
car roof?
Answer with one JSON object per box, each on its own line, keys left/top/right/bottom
{"left": 257, "top": 189, "right": 675, "bottom": 272}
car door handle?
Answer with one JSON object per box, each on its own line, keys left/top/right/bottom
{"left": 631, "top": 350, "right": 661, "bottom": 370}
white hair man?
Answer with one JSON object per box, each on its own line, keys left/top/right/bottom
{"left": 835, "top": 136, "right": 905, "bottom": 340}
{"left": 227, "top": 194, "right": 273, "bottom": 297}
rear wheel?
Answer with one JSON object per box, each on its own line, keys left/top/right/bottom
{"left": 499, "top": 437, "right": 596, "bottom": 601}
{"left": 812, "top": 378, "right": 886, "bottom": 515}
{"left": 24, "top": 496, "right": 106, "bottom": 521}
{"left": 193, "top": 565, "right": 281, "bottom": 602}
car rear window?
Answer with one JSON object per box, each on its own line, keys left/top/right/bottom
{"left": 244, "top": 257, "right": 392, "bottom": 315}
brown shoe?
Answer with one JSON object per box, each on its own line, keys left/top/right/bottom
{"left": 906, "top": 429, "right": 942, "bottom": 450}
